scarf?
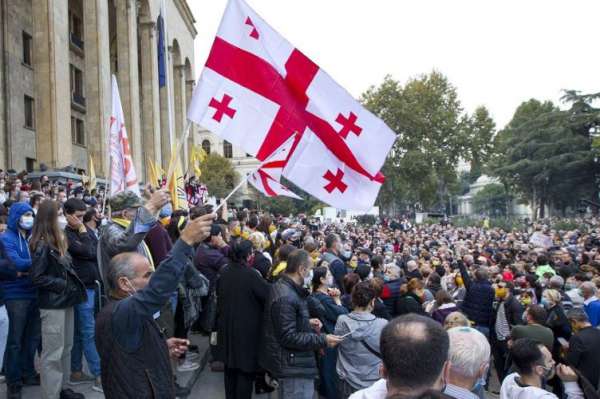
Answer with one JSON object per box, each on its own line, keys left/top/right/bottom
{"left": 112, "top": 218, "right": 155, "bottom": 270}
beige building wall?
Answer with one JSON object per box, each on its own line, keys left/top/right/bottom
{"left": 0, "top": 0, "right": 197, "bottom": 181}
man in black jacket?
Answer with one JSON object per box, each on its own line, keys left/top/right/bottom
{"left": 566, "top": 308, "right": 600, "bottom": 390}
{"left": 260, "top": 249, "right": 342, "bottom": 399}
{"left": 63, "top": 198, "right": 102, "bottom": 389}
{"left": 95, "top": 213, "right": 213, "bottom": 399}
{"left": 492, "top": 282, "right": 524, "bottom": 381}
{"left": 458, "top": 260, "right": 495, "bottom": 336}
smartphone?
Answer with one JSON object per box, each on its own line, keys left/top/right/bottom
{"left": 340, "top": 331, "right": 353, "bottom": 339}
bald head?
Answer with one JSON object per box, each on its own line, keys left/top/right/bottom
{"left": 107, "top": 252, "right": 153, "bottom": 297}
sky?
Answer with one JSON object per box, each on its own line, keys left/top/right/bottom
{"left": 189, "top": 0, "right": 599, "bottom": 130}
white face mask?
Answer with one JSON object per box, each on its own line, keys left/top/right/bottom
{"left": 57, "top": 216, "right": 67, "bottom": 230}
{"left": 325, "top": 274, "right": 334, "bottom": 287}
{"left": 303, "top": 269, "right": 313, "bottom": 288}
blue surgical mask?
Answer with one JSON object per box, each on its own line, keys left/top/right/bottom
{"left": 472, "top": 376, "right": 486, "bottom": 392}
{"left": 540, "top": 298, "right": 550, "bottom": 308}
{"left": 159, "top": 203, "right": 173, "bottom": 218}
{"left": 19, "top": 216, "right": 34, "bottom": 231}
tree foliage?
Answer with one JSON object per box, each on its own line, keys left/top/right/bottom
{"left": 489, "top": 93, "right": 600, "bottom": 218}
{"left": 199, "top": 153, "right": 240, "bottom": 199}
{"left": 472, "top": 183, "right": 510, "bottom": 217}
{"left": 462, "top": 106, "right": 496, "bottom": 181}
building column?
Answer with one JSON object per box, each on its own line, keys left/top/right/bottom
{"left": 32, "top": 0, "right": 72, "bottom": 169}
{"left": 84, "top": 0, "right": 111, "bottom": 178}
{"left": 139, "top": 20, "right": 161, "bottom": 177}
{"left": 173, "top": 64, "right": 187, "bottom": 167}
{"left": 116, "top": 0, "right": 143, "bottom": 180}
{"left": 186, "top": 79, "right": 198, "bottom": 149}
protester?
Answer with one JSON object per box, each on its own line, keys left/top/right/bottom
{"left": 259, "top": 249, "right": 343, "bottom": 399}
{"left": 444, "top": 327, "right": 491, "bottom": 399}
{"left": 444, "top": 311, "right": 471, "bottom": 330}
{"left": 510, "top": 305, "right": 554, "bottom": 350}
{"left": 395, "top": 278, "right": 426, "bottom": 316}
{"left": 565, "top": 308, "right": 600, "bottom": 391}
{"left": 216, "top": 240, "right": 269, "bottom": 399}
{"left": 31, "top": 200, "right": 87, "bottom": 399}
{"left": 95, "top": 212, "right": 214, "bottom": 398}
{"left": 493, "top": 282, "right": 524, "bottom": 382}
{"left": 63, "top": 198, "right": 102, "bottom": 391}
{"left": 431, "top": 290, "right": 459, "bottom": 324}
{"left": 335, "top": 281, "right": 387, "bottom": 398}
{"left": 458, "top": 260, "right": 495, "bottom": 337}
{"left": 541, "top": 289, "right": 571, "bottom": 358}
{"left": 322, "top": 233, "right": 348, "bottom": 293}
{"left": 500, "top": 338, "right": 583, "bottom": 399}
{"left": 349, "top": 314, "right": 450, "bottom": 399}
{"left": 580, "top": 281, "right": 600, "bottom": 327}
{"left": 1, "top": 202, "right": 40, "bottom": 399}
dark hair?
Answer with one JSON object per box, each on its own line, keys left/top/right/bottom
{"left": 527, "top": 304, "right": 548, "bottom": 325}
{"left": 343, "top": 272, "right": 360, "bottom": 294}
{"left": 247, "top": 214, "right": 259, "bottom": 230}
{"left": 566, "top": 307, "right": 590, "bottom": 324}
{"left": 286, "top": 249, "right": 310, "bottom": 274}
{"left": 370, "top": 277, "right": 385, "bottom": 296}
{"left": 325, "top": 233, "right": 339, "bottom": 250}
{"left": 30, "top": 194, "right": 44, "bottom": 207}
{"left": 352, "top": 280, "right": 376, "bottom": 308}
{"left": 435, "top": 290, "right": 452, "bottom": 306}
{"left": 257, "top": 215, "right": 273, "bottom": 235}
{"left": 277, "top": 244, "right": 296, "bottom": 263}
{"left": 231, "top": 240, "right": 253, "bottom": 264}
{"left": 82, "top": 208, "right": 98, "bottom": 223}
{"left": 166, "top": 210, "right": 188, "bottom": 243}
{"left": 63, "top": 198, "right": 87, "bottom": 215}
{"left": 371, "top": 255, "right": 384, "bottom": 270}
{"left": 537, "top": 255, "right": 548, "bottom": 266}
{"left": 311, "top": 266, "right": 328, "bottom": 292}
{"left": 510, "top": 338, "right": 544, "bottom": 375}
{"left": 356, "top": 264, "right": 371, "bottom": 280}
{"left": 380, "top": 314, "right": 449, "bottom": 391}
{"left": 474, "top": 268, "right": 488, "bottom": 281}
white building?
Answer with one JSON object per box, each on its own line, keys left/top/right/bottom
{"left": 457, "top": 175, "right": 532, "bottom": 217}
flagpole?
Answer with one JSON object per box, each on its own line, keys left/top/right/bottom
{"left": 214, "top": 132, "right": 298, "bottom": 213}
{"left": 165, "top": 119, "right": 193, "bottom": 190}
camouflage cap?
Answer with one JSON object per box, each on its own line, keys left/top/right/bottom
{"left": 110, "top": 191, "right": 144, "bottom": 212}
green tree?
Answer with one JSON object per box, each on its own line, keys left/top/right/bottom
{"left": 472, "top": 183, "right": 510, "bottom": 217}
{"left": 362, "top": 72, "right": 465, "bottom": 213}
{"left": 462, "top": 106, "right": 496, "bottom": 182}
{"left": 490, "top": 96, "right": 598, "bottom": 218}
{"left": 199, "top": 153, "right": 240, "bottom": 199}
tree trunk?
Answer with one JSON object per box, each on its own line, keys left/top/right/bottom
{"left": 539, "top": 196, "right": 546, "bottom": 219}
{"left": 532, "top": 188, "right": 537, "bottom": 221}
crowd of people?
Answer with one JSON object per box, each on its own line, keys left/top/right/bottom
{"left": 0, "top": 170, "right": 598, "bottom": 399}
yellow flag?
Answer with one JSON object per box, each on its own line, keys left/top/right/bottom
{"left": 88, "top": 156, "right": 97, "bottom": 191}
{"left": 189, "top": 145, "right": 206, "bottom": 177}
{"left": 167, "top": 141, "right": 188, "bottom": 210}
{"left": 147, "top": 157, "right": 159, "bottom": 189}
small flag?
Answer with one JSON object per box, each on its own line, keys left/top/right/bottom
{"left": 88, "top": 156, "right": 97, "bottom": 191}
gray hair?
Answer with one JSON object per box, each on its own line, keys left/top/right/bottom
{"left": 447, "top": 327, "right": 491, "bottom": 378}
{"left": 549, "top": 275, "right": 564, "bottom": 289}
{"left": 107, "top": 252, "right": 141, "bottom": 294}
{"left": 581, "top": 281, "right": 598, "bottom": 296}
{"left": 406, "top": 260, "right": 418, "bottom": 272}
{"left": 567, "top": 307, "right": 590, "bottom": 324}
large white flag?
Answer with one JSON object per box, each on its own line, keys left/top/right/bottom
{"left": 109, "top": 75, "right": 140, "bottom": 196}
{"left": 187, "top": 0, "right": 396, "bottom": 180}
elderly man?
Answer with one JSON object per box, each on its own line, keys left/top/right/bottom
{"left": 349, "top": 314, "right": 450, "bottom": 399}
{"left": 381, "top": 264, "right": 405, "bottom": 317}
{"left": 444, "top": 327, "right": 491, "bottom": 399}
{"left": 95, "top": 212, "right": 214, "bottom": 399}
{"left": 98, "top": 190, "right": 169, "bottom": 280}
{"left": 580, "top": 282, "right": 600, "bottom": 327}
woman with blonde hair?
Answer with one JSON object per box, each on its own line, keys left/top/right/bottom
{"left": 248, "top": 231, "right": 272, "bottom": 279}
{"left": 542, "top": 288, "right": 571, "bottom": 359}
{"left": 444, "top": 311, "right": 470, "bottom": 330}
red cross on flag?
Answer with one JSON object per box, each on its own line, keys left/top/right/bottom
{"left": 283, "top": 129, "right": 384, "bottom": 211}
{"left": 187, "top": 0, "right": 396, "bottom": 185}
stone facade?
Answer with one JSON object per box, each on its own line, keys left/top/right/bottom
{"left": 0, "top": 0, "right": 198, "bottom": 180}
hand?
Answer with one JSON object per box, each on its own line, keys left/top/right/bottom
{"left": 327, "top": 288, "right": 341, "bottom": 298}
{"left": 145, "top": 189, "right": 170, "bottom": 215}
{"left": 309, "top": 318, "right": 322, "bottom": 332}
{"left": 180, "top": 213, "right": 215, "bottom": 246}
{"left": 325, "top": 334, "right": 343, "bottom": 348}
{"left": 215, "top": 235, "right": 228, "bottom": 248}
{"left": 556, "top": 364, "right": 578, "bottom": 382}
{"left": 166, "top": 338, "right": 189, "bottom": 359}
{"left": 66, "top": 214, "right": 83, "bottom": 230}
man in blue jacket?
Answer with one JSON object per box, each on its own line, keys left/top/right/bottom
{"left": 0, "top": 202, "right": 40, "bottom": 399}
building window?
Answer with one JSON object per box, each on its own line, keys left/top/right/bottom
{"left": 71, "top": 117, "right": 85, "bottom": 146}
{"left": 202, "top": 139, "right": 211, "bottom": 155}
{"left": 25, "top": 158, "right": 35, "bottom": 173}
{"left": 70, "top": 65, "right": 86, "bottom": 107}
{"left": 24, "top": 95, "right": 35, "bottom": 129}
{"left": 22, "top": 31, "right": 32, "bottom": 66}
{"left": 223, "top": 141, "right": 233, "bottom": 159}
{"left": 69, "top": 13, "right": 84, "bottom": 49}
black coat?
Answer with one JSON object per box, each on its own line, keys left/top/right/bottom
{"left": 459, "top": 262, "right": 495, "bottom": 327}
{"left": 251, "top": 252, "right": 272, "bottom": 280}
{"left": 65, "top": 226, "right": 101, "bottom": 288}
{"left": 395, "top": 292, "right": 425, "bottom": 316}
{"left": 259, "top": 275, "right": 327, "bottom": 379}
{"left": 31, "top": 242, "right": 87, "bottom": 309}
{"left": 567, "top": 326, "right": 600, "bottom": 390}
{"left": 216, "top": 262, "right": 268, "bottom": 372}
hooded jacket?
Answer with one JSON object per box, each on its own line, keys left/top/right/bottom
{"left": 0, "top": 202, "right": 36, "bottom": 300}
{"left": 499, "top": 373, "right": 583, "bottom": 399}
{"left": 335, "top": 312, "right": 387, "bottom": 390}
